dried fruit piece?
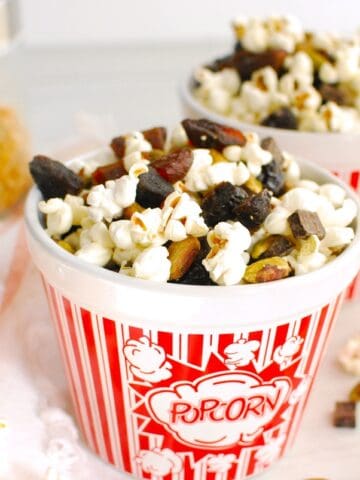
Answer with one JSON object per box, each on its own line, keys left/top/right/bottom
{"left": 201, "top": 182, "right": 248, "bottom": 227}
{"left": 208, "top": 49, "right": 287, "bottom": 80}
{"left": 152, "top": 148, "right": 193, "bottom": 183}
{"left": 182, "top": 118, "right": 246, "bottom": 150}
{"left": 92, "top": 161, "right": 126, "bottom": 184}
{"left": 257, "top": 160, "right": 285, "bottom": 196}
{"left": 319, "top": 84, "right": 351, "bottom": 106}
{"left": 233, "top": 189, "right": 271, "bottom": 230}
{"left": 29, "top": 155, "right": 84, "bottom": 200}
{"left": 244, "top": 257, "right": 292, "bottom": 283}
{"left": 243, "top": 177, "right": 263, "bottom": 194}
{"left": 349, "top": 382, "right": 360, "bottom": 402}
{"left": 333, "top": 401, "right": 356, "bottom": 428}
{"left": 142, "top": 127, "right": 167, "bottom": 150}
{"left": 168, "top": 236, "right": 201, "bottom": 280}
{"left": 251, "top": 235, "right": 294, "bottom": 260}
{"left": 288, "top": 210, "right": 326, "bottom": 240}
{"left": 123, "top": 202, "right": 144, "bottom": 219}
{"left": 261, "top": 107, "right": 298, "bottom": 130}
{"left": 110, "top": 136, "right": 126, "bottom": 158}
{"left": 261, "top": 137, "right": 284, "bottom": 165}
{"left": 136, "top": 167, "right": 174, "bottom": 208}
{"left": 57, "top": 240, "right": 75, "bottom": 254}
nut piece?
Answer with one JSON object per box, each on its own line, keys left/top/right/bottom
{"left": 57, "top": 240, "right": 75, "bottom": 254}
{"left": 333, "top": 401, "right": 356, "bottom": 428}
{"left": 136, "top": 167, "right": 174, "bottom": 208}
{"left": 288, "top": 210, "right": 326, "bottom": 240}
{"left": 244, "top": 176, "right": 263, "bottom": 194}
{"left": 168, "top": 236, "right": 201, "bottom": 281}
{"left": 29, "top": 155, "right": 84, "bottom": 200}
{"left": 110, "top": 136, "right": 126, "bottom": 158}
{"left": 349, "top": 382, "right": 360, "bottom": 402}
{"left": 123, "top": 202, "right": 144, "bottom": 219}
{"left": 244, "top": 257, "right": 292, "bottom": 283}
{"left": 152, "top": 148, "right": 193, "bottom": 183}
{"left": 142, "top": 127, "right": 167, "bottom": 150}
{"left": 251, "top": 235, "right": 294, "bottom": 260}
{"left": 181, "top": 118, "right": 246, "bottom": 150}
{"left": 319, "top": 84, "right": 351, "bottom": 106}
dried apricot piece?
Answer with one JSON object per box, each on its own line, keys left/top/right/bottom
{"left": 92, "top": 161, "right": 126, "bottom": 184}
{"left": 244, "top": 257, "right": 292, "bottom": 283}
{"left": 182, "top": 118, "right": 246, "bottom": 150}
{"left": 123, "top": 202, "right": 144, "bottom": 219}
{"left": 30, "top": 155, "right": 84, "bottom": 200}
{"left": 136, "top": 167, "right": 174, "bottom": 208}
{"left": 251, "top": 235, "right": 294, "bottom": 260}
{"left": 243, "top": 176, "right": 263, "bottom": 194}
{"left": 142, "top": 127, "right": 167, "bottom": 150}
{"left": 201, "top": 182, "right": 248, "bottom": 227}
{"left": 152, "top": 148, "right": 193, "bottom": 183}
{"left": 168, "top": 236, "right": 201, "bottom": 281}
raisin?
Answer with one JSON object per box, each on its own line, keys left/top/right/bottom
{"left": 257, "top": 160, "right": 285, "bottom": 196}
{"left": 92, "top": 161, "right": 126, "bottom": 185}
{"left": 201, "top": 182, "right": 249, "bottom": 227}
{"left": 152, "top": 148, "right": 193, "bottom": 183}
{"left": 136, "top": 167, "right": 174, "bottom": 208}
{"left": 182, "top": 118, "right": 246, "bottom": 150}
{"left": 261, "top": 107, "right": 298, "bottom": 130}
{"left": 233, "top": 189, "right": 271, "bottom": 230}
{"left": 29, "top": 155, "right": 84, "bottom": 200}
{"left": 207, "top": 49, "right": 287, "bottom": 80}
{"left": 142, "top": 127, "right": 167, "bottom": 150}
{"left": 319, "top": 84, "right": 351, "bottom": 106}
{"left": 176, "top": 238, "right": 214, "bottom": 285}
{"left": 110, "top": 136, "right": 126, "bottom": 158}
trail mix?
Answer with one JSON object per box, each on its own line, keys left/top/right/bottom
{"left": 30, "top": 118, "right": 357, "bottom": 286}
{"left": 193, "top": 16, "right": 360, "bottom": 132}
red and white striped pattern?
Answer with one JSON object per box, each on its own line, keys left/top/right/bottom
{"left": 332, "top": 168, "right": 360, "bottom": 301}
{"left": 42, "top": 278, "right": 344, "bottom": 480}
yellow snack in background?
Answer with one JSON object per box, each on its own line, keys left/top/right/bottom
{"left": 0, "top": 106, "right": 31, "bottom": 213}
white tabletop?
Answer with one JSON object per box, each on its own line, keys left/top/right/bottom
{"left": 1, "top": 42, "right": 360, "bottom": 479}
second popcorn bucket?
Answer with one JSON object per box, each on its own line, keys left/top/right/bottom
{"left": 25, "top": 132, "right": 360, "bottom": 479}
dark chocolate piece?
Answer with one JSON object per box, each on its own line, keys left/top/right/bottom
{"left": 288, "top": 210, "right": 326, "bottom": 240}
{"left": 136, "top": 167, "right": 174, "bottom": 208}
{"left": 333, "top": 401, "right": 356, "bottom": 428}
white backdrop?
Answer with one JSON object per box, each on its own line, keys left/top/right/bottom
{"left": 19, "top": 0, "right": 359, "bottom": 45}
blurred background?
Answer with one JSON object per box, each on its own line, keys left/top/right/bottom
{"left": 0, "top": 0, "right": 359, "bottom": 150}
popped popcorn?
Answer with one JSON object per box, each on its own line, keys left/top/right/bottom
{"left": 31, "top": 119, "right": 358, "bottom": 286}
{"left": 193, "top": 16, "right": 360, "bottom": 133}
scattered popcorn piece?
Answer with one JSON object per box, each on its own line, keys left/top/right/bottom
{"left": 338, "top": 334, "right": 360, "bottom": 376}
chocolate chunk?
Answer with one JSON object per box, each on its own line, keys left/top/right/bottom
{"left": 201, "top": 182, "right": 249, "bottom": 227}
{"left": 257, "top": 160, "right": 285, "bottom": 196}
{"left": 142, "top": 127, "right": 167, "bottom": 150}
{"left": 261, "top": 137, "right": 284, "bottom": 165}
{"left": 333, "top": 401, "right": 356, "bottom": 428}
{"left": 152, "top": 148, "right": 193, "bottom": 183}
{"left": 261, "top": 107, "right": 298, "bottom": 130}
{"left": 288, "top": 210, "right": 326, "bottom": 240}
{"left": 110, "top": 136, "right": 126, "bottom": 158}
{"left": 233, "top": 189, "right": 272, "bottom": 230}
{"left": 29, "top": 155, "right": 84, "bottom": 200}
{"left": 182, "top": 118, "right": 246, "bottom": 150}
{"left": 135, "top": 167, "right": 174, "bottom": 208}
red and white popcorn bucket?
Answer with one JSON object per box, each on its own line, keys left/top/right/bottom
{"left": 181, "top": 78, "right": 360, "bottom": 301}
{"left": 25, "top": 155, "right": 360, "bottom": 480}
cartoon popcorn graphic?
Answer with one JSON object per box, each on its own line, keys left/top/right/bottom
{"left": 223, "top": 338, "right": 260, "bottom": 369}
{"left": 135, "top": 447, "right": 183, "bottom": 477}
{"left": 273, "top": 336, "right": 304, "bottom": 370}
{"left": 123, "top": 336, "right": 172, "bottom": 383}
